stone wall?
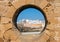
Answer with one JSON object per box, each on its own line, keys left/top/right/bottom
{"left": 0, "top": 0, "right": 60, "bottom": 42}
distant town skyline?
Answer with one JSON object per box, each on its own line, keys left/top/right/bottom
{"left": 17, "top": 19, "right": 45, "bottom": 28}
{"left": 17, "top": 8, "right": 45, "bottom": 22}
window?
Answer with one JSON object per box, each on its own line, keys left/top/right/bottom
{"left": 13, "top": 5, "right": 47, "bottom": 35}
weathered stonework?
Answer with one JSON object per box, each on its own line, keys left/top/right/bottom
{"left": 0, "top": 0, "right": 60, "bottom": 42}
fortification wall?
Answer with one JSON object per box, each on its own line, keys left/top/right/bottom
{"left": 0, "top": 0, "right": 60, "bottom": 42}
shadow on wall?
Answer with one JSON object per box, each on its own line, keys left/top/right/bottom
{"left": 0, "top": 38, "right": 4, "bottom": 42}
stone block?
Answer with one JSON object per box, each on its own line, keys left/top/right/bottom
{"left": 26, "top": 0, "right": 34, "bottom": 4}
{"left": 13, "top": 0, "right": 26, "bottom": 9}
{"left": 0, "top": 24, "right": 6, "bottom": 38}
{"left": 1, "top": 17, "right": 11, "bottom": 24}
{"left": 0, "top": 38, "right": 4, "bottom": 42}
{"left": 54, "top": 7, "right": 60, "bottom": 14}
{"left": 39, "top": 0, "right": 49, "bottom": 9}
{"left": 3, "top": 23, "right": 12, "bottom": 30}
{"left": 2, "top": 6, "right": 16, "bottom": 18}
{"left": 4, "top": 29, "right": 20, "bottom": 41}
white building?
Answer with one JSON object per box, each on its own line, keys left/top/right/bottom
{"left": 19, "top": 19, "right": 45, "bottom": 28}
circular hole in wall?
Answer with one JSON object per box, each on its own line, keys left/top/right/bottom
{"left": 13, "top": 4, "right": 47, "bottom": 35}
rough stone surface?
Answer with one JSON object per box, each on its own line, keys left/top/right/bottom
{"left": 0, "top": 0, "right": 60, "bottom": 42}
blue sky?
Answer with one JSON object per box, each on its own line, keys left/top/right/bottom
{"left": 17, "top": 8, "right": 45, "bottom": 22}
